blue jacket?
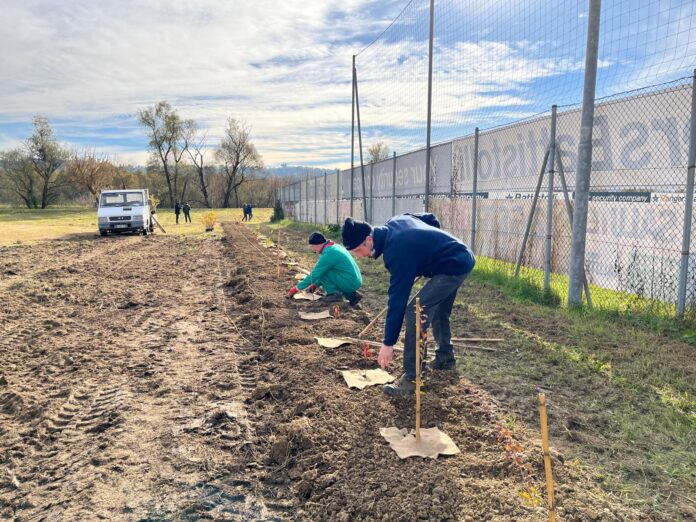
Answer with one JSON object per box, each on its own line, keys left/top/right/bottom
{"left": 372, "top": 213, "right": 475, "bottom": 346}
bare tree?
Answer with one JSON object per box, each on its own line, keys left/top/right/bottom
{"left": 185, "top": 121, "right": 211, "bottom": 208}
{"left": 368, "top": 142, "right": 391, "bottom": 163}
{"left": 138, "top": 101, "right": 185, "bottom": 207}
{"left": 26, "top": 116, "right": 66, "bottom": 208}
{"left": 175, "top": 119, "right": 193, "bottom": 202}
{"left": 65, "top": 150, "right": 114, "bottom": 205}
{"left": 215, "top": 118, "right": 263, "bottom": 208}
{"left": 0, "top": 149, "right": 40, "bottom": 208}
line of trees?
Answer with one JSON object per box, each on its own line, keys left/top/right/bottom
{"left": 136, "top": 101, "right": 265, "bottom": 208}
{"left": 0, "top": 105, "right": 282, "bottom": 209}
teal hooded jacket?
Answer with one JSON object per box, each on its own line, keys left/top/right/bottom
{"left": 298, "top": 242, "right": 362, "bottom": 296}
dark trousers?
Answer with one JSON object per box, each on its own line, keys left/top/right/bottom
{"left": 184, "top": 211, "right": 191, "bottom": 223}
{"left": 175, "top": 212, "right": 180, "bottom": 224}
{"left": 402, "top": 273, "right": 467, "bottom": 379}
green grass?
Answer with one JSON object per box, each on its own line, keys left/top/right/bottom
{"left": 471, "top": 256, "right": 696, "bottom": 335}
{"left": 0, "top": 206, "right": 273, "bottom": 245}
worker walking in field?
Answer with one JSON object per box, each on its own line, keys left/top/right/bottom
{"left": 183, "top": 202, "right": 192, "bottom": 223}
{"left": 287, "top": 232, "right": 363, "bottom": 307}
{"left": 342, "top": 213, "right": 475, "bottom": 397}
{"left": 174, "top": 200, "right": 181, "bottom": 224}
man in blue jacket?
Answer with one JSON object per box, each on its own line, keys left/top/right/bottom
{"left": 342, "top": 213, "right": 475, "bottom": 396}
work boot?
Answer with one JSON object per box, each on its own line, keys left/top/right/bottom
{"left": 321, "top": 293, "right": 343, "bottom": 303}
{"left": 348, "top": 291, "right": 363, "bottom": 308}
{"left": 383, "top": 374, "right": 416, "bottom": 396}
{"left": 427, "top": 357, "right": 456, "bottom": 371}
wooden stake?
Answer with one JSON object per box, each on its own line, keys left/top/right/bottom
{"left": 453, "top": 343, "right": 497, "bottom": 352}
{"left": 451, "top": 337, "right": 503, "bottom": 343}
{"left": 359, "top": 305, "right": 388, "bottom": 338}
{"left": 538, "top": 393, "right": 556, "bottom": 522}
{"left": 334, "top": 336, "right": 402, "bottom": 349}
{"left": 415, "top": 297, "right": 422, "bottom": 442}
{"left": 151, "top": 215, "right": 167, "bottom": 233}
{"left": 277, "top": 230, "right": 281, "bottom": 278}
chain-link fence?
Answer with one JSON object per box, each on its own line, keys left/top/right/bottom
{"left": 279, "top": 77, "right": 696, "bottom": 318}
{"left": 278, "top": 0, "right": 696, "bottom": 318}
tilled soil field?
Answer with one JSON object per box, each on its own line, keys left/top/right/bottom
{"left": 1, "top": 224, "right": 650, "bottom": 520}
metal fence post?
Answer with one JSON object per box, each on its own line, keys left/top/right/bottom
{"left": 424, "top": 0, "right": 435, "bottom": 212}
{"left": 556, "top": 148, "right": 593, "bottom": 307}
{"left": 568, "top": 0, "right": 601, "bottom": 306}
{"left": 545, "top": 106, "right": 558, "bottom": 292}
{"left": 351, "top": 55, "right": 355, "bottom": 217}
{"left": 324, "top": 171, "right": 328, "bottom": 225}
{"left": 370, "top": 162, "right": 374, "bottom": 223}
{"left": 336, "top": 169, "right": 340, "bottom": 225}
{"left": 471, "top": 127, "right": 479, "bottom": 252}
{"left": 515, "top": 148, "right": 551, "bottom": 276}
{"left": 677, "top": 70, "right": 696, "bottom": 317}
{"left": 306, "top": 174, "right": 310, "bottom": 222}
{"left": 392, "top": 152, "right": 397, "bottom": 217}
{"left": 354, "top": 64, "right": 368, "bottom": 221}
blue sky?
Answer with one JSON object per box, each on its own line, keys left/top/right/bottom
{"left": 0, "top": 0, "right": 694, "bottom": 168}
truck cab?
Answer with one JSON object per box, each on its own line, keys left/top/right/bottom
{"left": 97, "top": 189, "right": 154, "bottom": 236}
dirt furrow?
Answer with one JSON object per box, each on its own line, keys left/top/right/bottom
{"left": 220, "top": 222, "right": 651, "bottom": 521}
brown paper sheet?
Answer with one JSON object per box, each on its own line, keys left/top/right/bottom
{"left": 380, "top": 426, "right": 460, "bottom": 459}
{"left": 315, "top": 337, "right": 352, "bottom": 348}
{"left": 342, "top": 369, "right": 395, "bottom": 389}
{"left": 299, "top": 310, "right": 332, "bottom": 320}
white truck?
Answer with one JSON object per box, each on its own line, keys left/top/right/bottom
{"left": 97, "top": 189, "right": 155, "bottom": 236}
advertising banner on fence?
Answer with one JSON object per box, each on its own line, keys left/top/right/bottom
{"left": 452, "top": 84, "right": 691, "bottom": 193}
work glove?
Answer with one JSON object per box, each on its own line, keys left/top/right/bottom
{"left": 307, "top": 284, "right": 317, "bottom": 293}
{"left": 286, "top": 286, "right": 299, "bottom": 299}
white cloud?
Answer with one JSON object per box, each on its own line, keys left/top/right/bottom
{"left": 1, "top": 0, "right": 686, "bottom": 170}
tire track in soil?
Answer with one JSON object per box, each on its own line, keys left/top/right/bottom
{"left": 0, "top": 233, "right": 278, "bottom": 520}
{"left": 220, "top": 222, "right": 653, "bottom": 522}
{"left": 0, "top": 234, "right": 144, "bottom": 293}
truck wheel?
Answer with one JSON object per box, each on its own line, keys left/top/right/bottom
{"left": 100, "top": 231, "right": 108, "bottom": 237}
{"left": 142, "top": 226, "right": 148, "bottom": 236}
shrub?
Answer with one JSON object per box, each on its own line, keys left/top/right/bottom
{"left": 202, "top": 211, "right": 217, "bottom": 230}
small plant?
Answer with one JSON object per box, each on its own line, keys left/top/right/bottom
{"left": 496, "top": 425, "right": 525, "bottom": 467}
{"left": 500, "top": 414, "right": 518, "bottom": 432}
{"left": 202, "top": 211, "right": 217, "bottom": 231}
{"left": 148, "top": 194, "right": 160, "bottom": 210}
{"left": 361, "top": 341, "right": 374, "bottom": 360}
{"left": 568, "top": 457, "right": 583, "bottom": 471}
{"left": 518, "top": 485, "right": 542, "bottom": 508}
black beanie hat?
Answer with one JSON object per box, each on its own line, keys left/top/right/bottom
{"left": 342, "top": 217, "right": 372, "bottom": 250}
{"left": 308, "top": 231, "right": 327, "bottom": 245}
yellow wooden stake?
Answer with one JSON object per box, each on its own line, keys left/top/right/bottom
{"left": 415, "top": 297, "right": 422, "bottom": 442}
{"left": 538, "top": 393, "right": 556, "bottom": 522}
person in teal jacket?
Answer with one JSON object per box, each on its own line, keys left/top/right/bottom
{"left": 287, "top": 232, "right": 363, "bottom": 307}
